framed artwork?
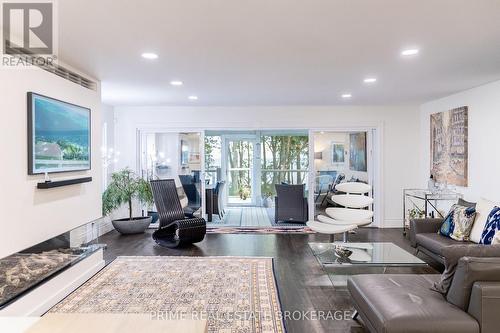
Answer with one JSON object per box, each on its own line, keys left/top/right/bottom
{"left": 189, "top": 152, "right": 201, "bottom": 163}
{"left": 180, "top": 140, "right": 189, "bottom": 165}
{"left": 430, "top": 106, "right": 468, "bottom": 187}
{"left": 349, "top": 132, "right": 367, "bottom": 172}
{"left": 28, "top": 92, "right": 91, "bottom": 174}
{"left": 331, "top": 142, "right": 345, "bottom": 164}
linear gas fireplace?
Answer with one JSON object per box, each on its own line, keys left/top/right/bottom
{"left": 0, "top": 224, "right": 104, "bottom": 310}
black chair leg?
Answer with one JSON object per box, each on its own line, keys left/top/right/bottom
{"left": 321, "top": 190, "right": 331, "bottom": 206}
{"left": 315, "top": 190, "right": 321, "bottom": 203}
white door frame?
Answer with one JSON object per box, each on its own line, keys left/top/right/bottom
{"left": 221, "top": 133, "right": 259, "bottom": 206}
{"left": 308, "top": 126, "right": 382, "bottom": 228}
{"left": 137, "top": 128, "right": 206, "bottom": 218}
{"left": 136, "top": 123, "right": 384, "bottom": 227}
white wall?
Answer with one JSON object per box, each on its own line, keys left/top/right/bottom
{"left": 419, "top": 79, "right": 500, "bottom": 203}
{"left": 101, "top": 104, "right": 115, "bottom": 184}
{"left": 114, "top": 105, "right": 421, "bottom": 227}
{"left": 88, "top": 103, "right": 115, "bottom": 237}
{"left": 0, "top": 67, "right": 102, "bottom": 258}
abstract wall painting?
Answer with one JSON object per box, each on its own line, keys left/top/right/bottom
{"left": 349, "top": 132, "right": 367, "bottom": 172}
{"left": 332, "top": 142, "right": 345, "bottom": 164}
{"left": 430, "top": 106, "right": 468, "bottom": 187}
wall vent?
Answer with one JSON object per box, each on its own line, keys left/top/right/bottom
{"left": 39, "top": 62, "right": 97, "bottom": 91}
{"left": 7, "top": 46, "right": 97, "bottom": 91}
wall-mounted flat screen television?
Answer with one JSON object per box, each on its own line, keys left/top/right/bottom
{"left": 28, "top": 92, "right": 91, "bottom": 175}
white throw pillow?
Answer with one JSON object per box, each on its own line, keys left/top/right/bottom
{"left": 493, "top": 231, "right": 500, "bottom": 245}
{"left": 469, "top": 198, "right": 498, "bottom": 243}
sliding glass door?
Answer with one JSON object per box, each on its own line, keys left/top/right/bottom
{"left": 139, "top": 131, "right": 204, "bottom": 224}
{"left": 205, "top": 130, "right": 309, "bottom": 209}
{"left": 260, "top": 132, "right": 309, "bottom": 198}
{"left": 225, "top": 138, "right": 256, "bottom": 206}
{"left": 311, "top": 130, "right": 375, "bottom": 223}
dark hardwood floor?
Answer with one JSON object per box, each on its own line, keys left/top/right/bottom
{"left": 98, "top": 228, "right": 439, "bottom": 333}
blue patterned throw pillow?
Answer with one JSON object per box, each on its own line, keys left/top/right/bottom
{"left": 439, "top": 204, "right": 476, "bottom": 241}
{"left": 439, "top": 208, "right": 455, "bottom": 237}
{"left": 480, "top": 206, "right": 500, "bottom": 245}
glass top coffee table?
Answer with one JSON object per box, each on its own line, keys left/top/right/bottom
{"left": 309, "top": 242, "right": 428, "bottom": 287}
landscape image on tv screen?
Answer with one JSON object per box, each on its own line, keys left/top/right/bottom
{"left": 28, "top": 93, "right": 91, "bottom": 174}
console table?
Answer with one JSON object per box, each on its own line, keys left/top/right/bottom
{"left": 402, "top": 188, "right": 462, "bottom": 236}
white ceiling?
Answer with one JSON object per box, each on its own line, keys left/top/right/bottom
{"left": 58, "top": 0, "right": 500, "bottom": 106}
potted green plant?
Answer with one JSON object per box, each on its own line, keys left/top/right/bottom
{"left": 408, "top": 208, "right": 425, "bottom": 220}
{"left": 262, "top": 191, "right": 274, "bottom": 208}
{"left": 102, "top": 168, "right": 154, "bottom": 234}
{"left": 238, "top": 186, "right": 250, "bottom": 201}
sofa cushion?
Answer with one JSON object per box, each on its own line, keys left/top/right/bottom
{"left": 432, "top": 245, "right": 500, "bottom": 295}
{"left": 447, "top": 257, "right": 500, "bottom": 310}
{"left": 458, "top": 198, "right": 476, "bottom": 208}
{"left": 416, "top": 233, "right": 464, "bottom": 255}
{"left": 470, "top": 198, "right": 498, "bottom": 243}
{"left": 348, "top": 274, "right": 479, "bottom": 333}
{"left": 493, "top": 231, "right": 500, "bottom": 245}
{"left": 480, "top": 206, "right": 500, "bottom": 245}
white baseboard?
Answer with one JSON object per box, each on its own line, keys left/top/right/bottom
{"left": 97, "top": 219, "right": 114, "bottom": 236}
{"left": 0, "top": 249, "right": 104, "bottom": 317}
{"left": 382, "top": 219, "right": 403, "bottom": 228}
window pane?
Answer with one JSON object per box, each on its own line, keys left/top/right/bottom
{"left": 260, "top": 135, "right": 309, "bottom": 196}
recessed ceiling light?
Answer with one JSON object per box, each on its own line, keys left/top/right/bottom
{"left": 141, "top": 52, "right": 158, "bottom": 59}
{"left": 341, "top": 93, "right": 352, "bottom": 99}
{"left": 170, "top": 80, "right": 183, "bottom": 86}
{"left": 188, "top": 95, "right": 198, "bottom": 100}
{"left": 364, "top": 77, "right": 377, "bottom": 83}
{"left": 401, "top": 48, "right": 419, "bottom": 56}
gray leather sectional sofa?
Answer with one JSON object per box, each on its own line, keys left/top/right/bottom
{"left": 347, "top": 216, "right": 500, "bottom": 333}
{"left": 348, "top": 256, "right": 500, "bottom": 333}
{"left": 409, "top": 217, "right": 478, "bottom": 264}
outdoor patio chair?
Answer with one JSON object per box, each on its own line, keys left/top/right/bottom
{"left": 274, "top": 184, "right": 308, "bottom": 223}
{"left": 150, "top": 179, "right": 206, "bottom": 248}
{"left": 213, "top": 181, "right": 226, "bottom": 219}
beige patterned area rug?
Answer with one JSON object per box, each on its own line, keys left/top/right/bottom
{"left": 51, "top": 256, "right": 286, "bottom": 333}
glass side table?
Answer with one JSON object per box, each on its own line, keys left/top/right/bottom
{"left": 402, "top": 188, "right": 462, "bottom": 236}
{"left": 309, "top": 242, "right": 429, "bottom": 287}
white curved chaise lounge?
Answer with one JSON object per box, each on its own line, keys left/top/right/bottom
{"left": 307, "top": 182, "right": 373, "bottom": 242}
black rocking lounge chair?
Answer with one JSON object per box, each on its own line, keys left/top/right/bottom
{"left": 150, "top": 179, "right": 206, "bottom": 248}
